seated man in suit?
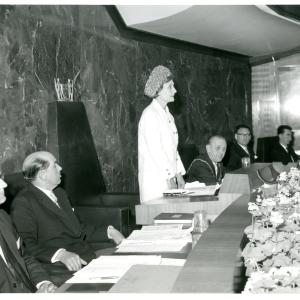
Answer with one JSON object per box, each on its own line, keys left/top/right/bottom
{"left": 11, "top": 151, "right": 124, "bottom": 285}
{"left": 224, "top": 124, "right": 255, "bottom": 171}
{"left": 270, "top": 125, "right": 299, "bottom": 164}
{"left": 0, "top": 177, "right": 56, "bottom": 293}
{"left": 185, "top": 135, "right": 226, "bottom": 185}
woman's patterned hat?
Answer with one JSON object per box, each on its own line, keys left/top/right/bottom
{"left": 144, "top": 65, "right": 172, "bottom": 98}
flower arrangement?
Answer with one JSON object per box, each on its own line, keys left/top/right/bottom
{"left": 242, "top": 167, "right": 300, "bottom": 293}
{"left": 243, "top": 267, "right": 300, "bottom": 293}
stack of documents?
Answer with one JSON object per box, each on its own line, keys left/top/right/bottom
{"left": 116, "top": 225, "right": 192, "bottom": 253}
{"left": 163, "top": 188, "right": 193, "bottom": 196}
{"left": 66, "top": 255, "right": 161, "bottom": 284}
{"left": 66, "top": 255, "right": 186, "bottom": 284}
{"left": 184, "top": 181, "right": 206, "bottom": 188}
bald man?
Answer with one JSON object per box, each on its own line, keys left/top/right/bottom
{"left": 11, "top": 151, "right": 124, "bottom": 286}
{"left": 185, "top": 136, "right": 227, "bottom": 185}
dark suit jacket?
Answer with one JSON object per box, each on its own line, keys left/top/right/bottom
{"left": 225, "top": 141, "right": 255, "bottom": 171}
{"left": 11, "top": 184, "right": 110, "bottom": 270}
{"left": 270, "top": 142, "right": 299, "bottom": 165}
{"left": 0, "top": 210, "right": 49, "bottom": 293}
{"left": 185, "top": 151, "right": 225, "bottom": 185}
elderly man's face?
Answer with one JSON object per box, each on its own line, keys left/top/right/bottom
{"left": 206, "top": 138, "right": 227, "bottom": 163}
{"left": 39, "top": 152, "right": 62, "bottom": 190}
{"left": 0, "top": 178, "right": 7, "bottom": 205}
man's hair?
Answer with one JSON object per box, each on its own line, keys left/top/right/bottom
{"left": 277, "top": 125, "right": 292, "bottom": 135}
{"left": 22, "top": 152, "right": 50, "bottom": 182}
{"left": 206, "top": 135, "right": 226, "bottom": 146}
{"left": 234, "top": 124, "right": 251, "bottom": 134}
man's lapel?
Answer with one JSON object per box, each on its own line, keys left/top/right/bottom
{"left": 0, "top": 211, "right": 28, "bottom": 274}
{"left": 30, "top": 185, "right": 81, "bottom": 233}
{"left": 53, "top": 189, "right": 81, "bottom": 231}
{"left": 205, "top": 152, "right": 217, "bottom": 178}
{"left": 236, "top": 143, "right": 249, "bottom": 157}
{"left": 279, "top": 144, "right": 292, "bottom": 161}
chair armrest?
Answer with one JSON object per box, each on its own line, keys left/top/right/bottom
{"left": 74, "top": 206, "right": 130, "bottom": 237}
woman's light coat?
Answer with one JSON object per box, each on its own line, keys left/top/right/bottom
{"left": 138, "top": 99, "right": 185, "bottom": 203}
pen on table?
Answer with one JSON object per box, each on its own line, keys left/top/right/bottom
{"left": 89, "top": 276, "right": 119, "bottom": 280}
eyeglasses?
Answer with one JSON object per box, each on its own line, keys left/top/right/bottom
{"left": 237, "top": 133, "right": 251, "bottom": 137}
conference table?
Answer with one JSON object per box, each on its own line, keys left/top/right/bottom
{"left": 55, "top": 242, "right": 192, "bottom": 293}
{"left": 56, "top": 163, "right": 285, "bottom": 293}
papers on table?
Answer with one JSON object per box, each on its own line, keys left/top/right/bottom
{"left": 187, "top": 184, "right": 220, "bottom": 196}
{"left": 115, "top": 226, "right": 192, "bottom": 253}
{"left": 184, "top": 181, "right": 206, "bottom": 189}
{"left": 116, "top": 240, "right": 188, "bottom": 253}
{"left": 127, "top": 228, "right": 192, "bottom": 241}
{"left": 163, "top": 188, "right": 193, "bottom": 196}
{"left": 66, "top": 255, "right": 161, "bottom": 284}
{"left": 141, "top": 224, "right": 183, "bottom": 231}
{"left": 66, "top": 255, "right": 186, "bottom": 284}
{"left": 163, "top": 183, "right": 220, "bottom": 197}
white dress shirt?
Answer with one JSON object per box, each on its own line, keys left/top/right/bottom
{"left": 212, "top": 161, "right": 218, "bottom": 177}
{"left": 35, "top": 186, "right": 60, "bottom": 208}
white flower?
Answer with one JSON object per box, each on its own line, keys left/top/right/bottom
{"left": 278, "top": 171, "right": 288, "bottom": 182}
{"left": 278, "top": 194, "right": 292, "bottom": 205}
{"left": 262, "top": 198, "right": 276, "bottom": 207}
{"left": 248, "top": 202, "right": 259, "bottom": 211}
{"left": 270, "top": 211, "right": 284, "bottom": 226}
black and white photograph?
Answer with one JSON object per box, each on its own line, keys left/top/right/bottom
{"left": 0, "top": 2, "right": 300, "bottom": 295}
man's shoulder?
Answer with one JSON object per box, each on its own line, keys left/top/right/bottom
{"left": 14, "top": 183, "right": 36, "bottom": 198}
{"left": 229, "top": 141, "right": 243, "bottom": 152}
{"left": 190, "top": 153, "right": 211, "bottom": 167}
{"left": 271, "top": 142, "right": 284, "bottom": 152}
{"left": 12, "top": 184, "right": 42, "bottom": 209}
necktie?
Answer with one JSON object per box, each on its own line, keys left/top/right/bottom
{"left": 216, "top": 163, "right": 221, "bottom": 183}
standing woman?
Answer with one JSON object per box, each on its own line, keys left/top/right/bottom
{"left": 138, "top": 65, "right": 186, "bottom": 203}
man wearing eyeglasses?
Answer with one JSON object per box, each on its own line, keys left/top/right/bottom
{"left": 224, "top": 124, "right": 255, "bottom": 171}
{"left": 270, "top": 125, "right": 299, "bottom": 164}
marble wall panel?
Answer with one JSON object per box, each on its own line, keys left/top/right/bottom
{"left": 0, "top": 5, "right": 80, "bottom": 173}
{"left": 0, "top": 5, "right": 251, "bottom": 193}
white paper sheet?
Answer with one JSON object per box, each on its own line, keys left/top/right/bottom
{"left": 115, "top": 240, "right": 189, "bottom": 253}
{"left": 126, "top": 228, "right": 192, "bottom": 242}
{"left": 184, "top": 181, "right": 206, "bottom": 188}
{"left": 66, "top": 255, "right": 161, "bottom": 284}
{"left": 141, "top": 224, "right": 183, "bottom": 231}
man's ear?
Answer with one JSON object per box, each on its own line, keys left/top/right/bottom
{"left": 234, "top": 134, "right": 238, "bottom": 140}
{"left": 206, "top": 144, "right": 210, "bottom": 153}
{"left": 37, "top": 169, "right": 46, "bottom": 180}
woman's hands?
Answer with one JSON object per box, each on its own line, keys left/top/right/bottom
{"left": 167, "top": 174, "right": 185, "bottom": 189}
{"left": 176, "top": 173, "right": 185, "bottom": 189}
